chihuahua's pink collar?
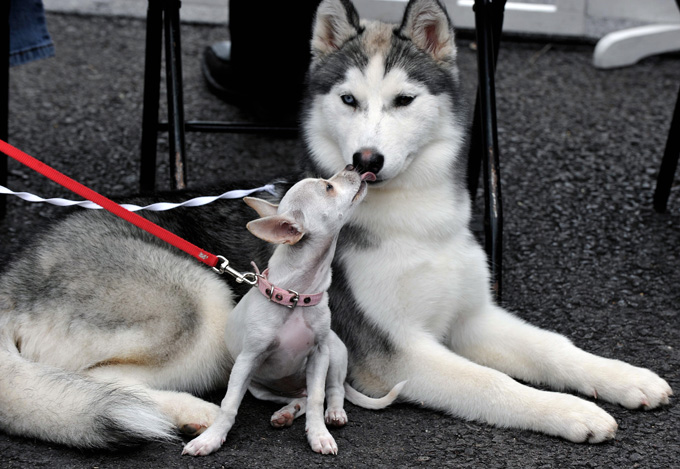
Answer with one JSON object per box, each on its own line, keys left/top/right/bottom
{"left": 251, "top": 263, "right": 325, "bottom": 309}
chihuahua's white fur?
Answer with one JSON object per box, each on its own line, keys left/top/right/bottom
{"left": 182, "top": 169, "right": 403, "bottom": 456}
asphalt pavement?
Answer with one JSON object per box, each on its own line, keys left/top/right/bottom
{"left": 1, "top": 12, "right": 679, "bottom": 469}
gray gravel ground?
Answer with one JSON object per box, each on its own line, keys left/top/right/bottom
{"left": 1, "top": 13, "right": 679, "bottom": 469}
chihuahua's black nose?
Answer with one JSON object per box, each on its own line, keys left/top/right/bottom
{"left": 352, "top": 148, "right": 384, "bottom": 175}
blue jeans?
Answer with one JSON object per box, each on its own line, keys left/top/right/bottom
{"left": 9, "top": 0, "right": 55, "bottom": 67}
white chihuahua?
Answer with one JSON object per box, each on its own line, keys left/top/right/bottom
{"left": 182, "top": 167, "right": 404, "bottom": 456}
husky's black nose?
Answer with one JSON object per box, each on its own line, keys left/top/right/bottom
{"left": 352, "top": 148, "right": 384, "bottom": 176}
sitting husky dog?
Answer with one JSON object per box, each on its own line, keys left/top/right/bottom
{"left": 297, "top": 0, "right": 671, "bottom": 444}
{"left": 183, "top": 167, "right": 402, "bottom": 456}
{"left": 0, "top": 0, "right": 671, "bottom": 450}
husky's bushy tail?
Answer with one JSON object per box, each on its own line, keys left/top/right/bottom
{"left": 0, "top": 330, "right": 176, "bottom": 449}
{"left": 344, "top": 380, "right": 406, "bottom": 409}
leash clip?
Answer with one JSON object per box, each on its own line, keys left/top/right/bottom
{"left": 213, "top": 255, "right": 259, "bottom": 286}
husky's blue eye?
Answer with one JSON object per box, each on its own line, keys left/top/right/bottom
{"left": 394, "top": 95, "right": 415, "bottom": 107}
{"left": 341, "top": 94, "right": 357, "bottom": 107}
{"left": 326, "top": 183, "right": 334, "bottom": 192}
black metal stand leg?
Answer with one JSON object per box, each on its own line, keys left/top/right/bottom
{"left": 652, "top": 0, "right": 680, "bottom": 213}
{"left": 653, "top": 84, "right": 680, "bottom": 213}
{"left": 1, "top": 0, "right": 10, "bottom": 219}
{"left": 467, "top": 0, "right": 505, "bottom": 200}
{"left": 473, "top": 0, "right": 504, "bottom": 300}
{"left": 140, "top": 0, "right": 163, "bottom": 193}
{"left": 164, "top": 0, "right": 187, "bottom": 190}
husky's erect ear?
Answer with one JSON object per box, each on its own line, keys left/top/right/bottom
{"left": 246, "top": 215, "right": 305, "bottom": 245}
{"left": 398, "top": 0, "right": 456, "bottom": 61}
{"left": 311, "top": 0, "right": 362, "bottom": 58}
{"left": 244, "top": 197, "right": 279, "bottom": 218}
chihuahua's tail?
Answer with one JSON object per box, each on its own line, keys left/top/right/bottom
{"left": 344, "top": 380, "right": 407, "bottom": 409}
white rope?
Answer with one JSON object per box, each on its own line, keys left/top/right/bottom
{"left": 0, "top": 184, "right": 277, "bottom": 212}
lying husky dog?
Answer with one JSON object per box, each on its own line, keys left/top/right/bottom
{"left": 183, "top": 168, "right": 402, "bottom": 456}
{"left": 0, "top": 0, "right": 672, "bottom": 450}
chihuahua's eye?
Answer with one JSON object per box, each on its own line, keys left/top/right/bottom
{"left": 341, "top": 94, "right": 357, "bottom": 107}
{"left": 394, "top": 95, "right": 415, "bottom": 107}
{"left": 326, "top": 183, "right": 334, "bottom": 192}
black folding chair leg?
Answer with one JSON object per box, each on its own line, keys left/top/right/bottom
{"left": 1, "top": 1, "right": 10, "bottom": 220}
{"left": 473, "top": 0, "right": 504, "bottom": 300}
{"left": 163, "top": 0, "right": 187, "bottom": 190}
{"left": 139, "top": 0, "right": 163, "bottom": 193}
{"left": 653, "top": 84, "right": 680, "bottom": 213}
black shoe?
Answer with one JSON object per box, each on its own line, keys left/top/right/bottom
{"left": 201, "top": 41, "right": 300, "bottom": 125}
{"left": 201, "top": 41, "right": 245, "bottom": 106}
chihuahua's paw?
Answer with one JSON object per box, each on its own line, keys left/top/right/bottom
{"left": 271, "top": 400, "right": 306, "bottom": 428}
{"left": 307, "top": 427, "right": 338, "bottom": 455}
{"left": 325, "top": 408, "right": 347, "bottom": 427}
{"left": 271, "top": 410, "right": 295, "bottom": 428}
{"left": 182, "top": 428, "right": 226, "bottom": 456}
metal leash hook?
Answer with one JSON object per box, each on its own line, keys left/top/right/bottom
{"left": 212, "top": 255, "right": 259, "bottom": 286}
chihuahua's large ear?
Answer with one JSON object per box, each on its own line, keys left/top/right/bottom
{"left": 311, "top": 0, "right": 363, "bottom": 58}
{"left": 244, "top": 197, "right": 279, "bottom": 218}
{"left": 247, "top": 215, "right": 305, "bottom": 245}
{"left": 398, "top": 0, "right": 456, "bottom": 62}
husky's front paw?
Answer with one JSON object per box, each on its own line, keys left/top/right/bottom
{"left": 588, "top": 363, "right": 672, "bottom": 410}
{"left": 325, "top": 407, "right": 347, "bottom": 427}
{"left": 182, "top": 428, "right": 226, "bottom": 456}
{"left": 546, "top": 395, "right": 618, "bottom": 443}
{"left": 307, "top": 427, "right": 338, "bottom": 455}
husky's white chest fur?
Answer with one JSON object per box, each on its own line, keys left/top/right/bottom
{"left": 338, "top": 184, "right": 489, "bottom": 345}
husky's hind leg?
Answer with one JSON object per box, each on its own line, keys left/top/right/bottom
{"left": 87, "top": 365, "right": 221, "bottom": 436}
{"left": 148, "top": 389, "right": 221, "bottom": 436}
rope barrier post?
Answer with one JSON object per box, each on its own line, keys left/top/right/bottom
{"left": 1, "top": 0, "right": 10, "bottom": 219}
{"left": 164, "top": 0, "right": 187, "bottom": 190}
{"left": 140, "top": 0, "right": 164, "bottom": 193}
{"left": 473, "top": 0, "right": 504, "bottom": 302}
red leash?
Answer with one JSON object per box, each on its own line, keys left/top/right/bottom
{"left": 0, "top": 138, "right": 230, "bottom": 272}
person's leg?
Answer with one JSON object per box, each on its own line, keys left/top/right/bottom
{"left": 202, "top": 1, "right": 320, "bottom": 121}
{"left": 9, "top": 0, "right": 55, "bottom": 67}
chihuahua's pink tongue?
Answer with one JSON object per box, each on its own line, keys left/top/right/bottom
{"left": 361, "top": 172, "right": 377, "bottom": 182}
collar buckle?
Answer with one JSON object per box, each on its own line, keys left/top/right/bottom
{"left": 287, "top": 289, "right": 300, "bottom": 309}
